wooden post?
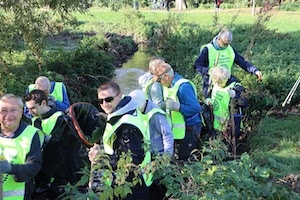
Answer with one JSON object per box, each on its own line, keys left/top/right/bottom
{"left": 252, "top": 0, "right": 256, "bottom": 16}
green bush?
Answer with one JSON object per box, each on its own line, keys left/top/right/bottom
{"left": 279, "top": 2, "right": 300, "bottom": 11}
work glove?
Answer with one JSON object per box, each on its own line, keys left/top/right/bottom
{"left": 255, "top": 70, "right": 263, "bottom": 81}
{"left": 228, "top": 89, "right": 236, "bottom": 98}
{"left": 166, "top": 98, "right": 180, "bottom": 111}
{"left": 204, "top": 98, "right": 212, "bottom": 105}
{"left": 0, "top": 160, "right": 12, "bottom": 173}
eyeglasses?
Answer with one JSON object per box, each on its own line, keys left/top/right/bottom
{"left": 0, "top": 108, "right": 20, "bottom": 115}
{"left": 156, "top": 73, "right": 167, "bottom": 82}
{"left": 98, "top": 93, "right": 120, "bottom": 104}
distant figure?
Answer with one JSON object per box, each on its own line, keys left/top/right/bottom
{"left": 133, "top": 1, "right": 139, "bottom": 10}
{"left": 215, "top": 0, "right": 223, "bottom": 11}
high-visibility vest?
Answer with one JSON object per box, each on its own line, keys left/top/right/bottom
{"left": 204, "top": 43, "right": 235, "bottom": 73}
{"left": 211, "top": 82, "right": 238, "bottom": 131}
{"left": 0, "top": 125, "right": 38, "bottom": 200}
{"left": 32, "top": 111, "right": 63, "bottom": 144}
{"left": 163, "top": 79, "right": 198, "bottom": 139}
{"left": 142, "top": 79, "right": 153, "bottom": 99}
{"left": 28, "top": 82, "right": 64, "bottom": 102}
{"left": 103, "top": 109, "right": 152, "bottom": 186}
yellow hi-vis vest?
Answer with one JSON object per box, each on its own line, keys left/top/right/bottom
{"left": 163, "top": 79, "right": 198, "bottom": 139}
{"left": 141, "top": 107, "right": 171, "bottom": 149}
{"left": 31, "top": 111, "right": 63, "bottom": 145}
{"left": 103, "top": 109, "right": 152, "bottom": 186}
{"left": 0, "top": 125, "right": 39, "bottom": 200}
{"left": 204, "top": 43, "right": 235, "bottom": 73}
{"left": 142, "top": 79, "right": 153, "bottom": 99}
{"left": 28, "top": 82, "right": 64, "bottom": 102}
{"left": 211, "top": 82, "right": 238, "bottom": 131}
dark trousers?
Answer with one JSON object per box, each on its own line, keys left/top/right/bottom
{"left": 174, "top": 123, "right": 202, "bottom": 161}
{"left": 149, "top": 180, "right": 167, "bottom": 200}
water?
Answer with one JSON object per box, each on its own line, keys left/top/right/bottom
{"left": 113, "top": 50, "right": 150, "bottom": 95}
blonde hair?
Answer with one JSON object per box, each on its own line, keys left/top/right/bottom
{"left": 149, "top": 57, "right": 165, "bottom": 74}
{"left": 209, "top": 66, "right": 230, "bottom": 86}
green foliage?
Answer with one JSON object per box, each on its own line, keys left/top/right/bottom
{"left": 279, "top": 2, "right": 300, "bottom": 11}
{"left": 43, "top": 35, "right": 116, "bottom": 105}
{"left": 64, "top": 137, "right": 299, "bottom": 199}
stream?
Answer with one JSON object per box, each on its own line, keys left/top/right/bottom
{"left": 113, "top": 50, "right": 150, "bottom": 95}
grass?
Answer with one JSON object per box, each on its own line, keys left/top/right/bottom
{"left": 250, "top": 115, "right": 300, "bottom": 174}
{"left": 73, "top": 7, "right": 300, "bottom": 35}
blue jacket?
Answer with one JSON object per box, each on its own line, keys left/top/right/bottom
{"left": 172, "top": 73, "right": 202, "bottom": 126}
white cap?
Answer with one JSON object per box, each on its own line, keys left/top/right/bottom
{"left": 128, "top": 89, "right": 146, "bottom": 110}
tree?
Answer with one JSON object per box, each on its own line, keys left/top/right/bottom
{"left": 0, "top": 0, "right": 91, "bottom": 74}
{"left": 175, "top": 0, "right": 187, "bottom": 10}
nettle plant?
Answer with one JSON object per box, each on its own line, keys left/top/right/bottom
{"left": 62, "top": 137, "right": 297, "bottom": 199}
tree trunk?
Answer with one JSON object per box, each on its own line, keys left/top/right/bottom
{"left": 175, "top": 0, "right": 187, "bottom": 10}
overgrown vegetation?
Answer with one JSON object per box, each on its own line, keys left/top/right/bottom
{"left": 63, "top": 137, "right": 300, "bottom": 199}
{"left": 1, "top": 2, "right": 300, "bottom": 199}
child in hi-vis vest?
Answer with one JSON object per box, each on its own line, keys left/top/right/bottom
{"left": 205, "top": 66, "right": 247, "bottom": 137}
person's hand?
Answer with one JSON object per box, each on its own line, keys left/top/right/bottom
{"left": 204, "top": 98, "right": 212, "bottom": 105}
{"left": 166, "top": 98, "right": 180, "bottom": 111}
{"left": 228, "top": 89, "right": 236, "bottom": 98}
{"left": 0, "top": 160, "right": 12, "bottom": 173}
{"left": 255, "top": 71, "right": 262, "bottom": 81}
{"left": 88, "top": 144, "right": 101, "bottom": 164}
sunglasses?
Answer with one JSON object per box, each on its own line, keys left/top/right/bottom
{"left": 99, "top": 93, "right": 120, "bottom": 104}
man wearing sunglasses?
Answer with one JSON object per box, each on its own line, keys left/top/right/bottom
{"left": 194, "top": 29, "right": 263, "bottom": 98}
{"left": 89, "top": 81, "right": 150, "bottom": 199}
{"left": 153, "top": 63, "right": 202, "bottom": 161}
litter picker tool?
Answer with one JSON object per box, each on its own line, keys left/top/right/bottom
{"left": 282, "top": 75, "right": 300, "bottom": 107}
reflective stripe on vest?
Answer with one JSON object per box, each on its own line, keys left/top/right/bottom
{"left": 0, "top": 125, "right": 37, "bottom": 200}
{"left": 163, "top": 78, "right": 197, "bottom": 139}
{"left": 28, "top": 82, "right": 64, "bottom": 102}
{"left": 3, "top": 190, "right": 25, "bottom": 199}
{"left": 205, "top": 43, "right": 235, "bottom": 73}
{"left": 211, "top": 82, "right": 237, "bottom": 131}
{"left": 103, "top": 109, "right": 152, "bottom": 186}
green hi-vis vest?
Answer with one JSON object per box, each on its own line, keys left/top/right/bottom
{"left": 0, "top": 125, "right": 38, "bottom": 200}
{"left": 28, "top": 82, "right": 64, "bottom": 102}
{"left": 141, "top": 106, "right": 172, "bottom": 142}
{"left": 103, "top": 109, "right": 152, "bottom": 186}
{"left": 211, "top": 82, "right": 238, "bottom": 131}
{"left": 204, "top": 43, "right": 235, "bottom": 73}
{"left": 163, "top": 79, "right": 198, "bottom": 139}
{"left": 32, "top": 111, "right": 63, "bottom": 145}
{"left": 142, "top": 79, "right": 154, "bottom": 99}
